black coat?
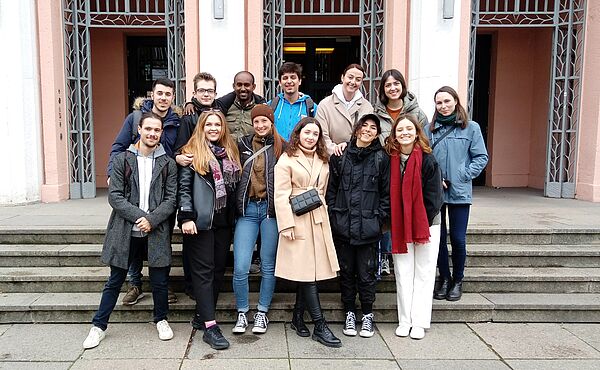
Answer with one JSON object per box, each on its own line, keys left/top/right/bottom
{"left": 236, "top": 134, "right": 278, "bottom": 217}
{"left": 326, "top": 139, "right": 391, "bottom": 246}
{"left": 177, "top": 162, "right": 236, "bottom": 230}
{"left": 418, "top": 152, "right": 444, "bottom": 226}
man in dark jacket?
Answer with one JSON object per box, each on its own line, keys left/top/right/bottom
{"left": 107, "top": 78, "right": 180, "bottom": 306}
{"left": 83, "top": 112, "right": 178, "bottom": 349}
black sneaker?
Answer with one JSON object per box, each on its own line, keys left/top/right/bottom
{"left": 359, "top": 313, "right": 374, "bottom": 338}
{"left": 203, "top": 325, "right": 230, "bottom": 350}
{"left": 249, "top": 257, "right": 261, "bottom": 274}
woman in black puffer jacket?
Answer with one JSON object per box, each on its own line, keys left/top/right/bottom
{"left": 325, "top": 113, "right": 390, "bottom": 339}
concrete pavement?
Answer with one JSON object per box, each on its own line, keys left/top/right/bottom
{"left": 1, "top": 322, "right": 600, "bottom": 369}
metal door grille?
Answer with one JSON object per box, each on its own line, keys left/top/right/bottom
{"left": 62, "top": 0, "right": 185, "bottom": 199}
{"left": 469, "top": 0, "right": 586, "bottom": 198}
{"left": 263, "top": 0, "right": 384, "bottom": 103}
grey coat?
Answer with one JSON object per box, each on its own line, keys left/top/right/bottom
{"left": 102, "top": 145, "right": 177, "bottom": 269}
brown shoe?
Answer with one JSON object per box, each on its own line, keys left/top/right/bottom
{"left": 122, "top": 286, "right": 144, "bottom": 305}
{"left": 168, "top": 288, "right": 178, "bottom": 304}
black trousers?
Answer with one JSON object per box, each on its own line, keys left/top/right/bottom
{"left": 335, "top": 240, "right": 378, "bottom": 314}
{"left": 184, "top": 226, "right": 232, "bottom": 323}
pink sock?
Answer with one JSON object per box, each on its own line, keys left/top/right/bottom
{"left": 205, "top": 320, "right": 217, "bottom": 328}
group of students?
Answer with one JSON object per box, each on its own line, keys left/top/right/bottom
{"left": 82, "top": 62, "right": 488, "bottom": 351}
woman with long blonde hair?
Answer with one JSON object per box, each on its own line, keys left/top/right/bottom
{"left": 177, "top": 110, "right": 241, "bottom": 350}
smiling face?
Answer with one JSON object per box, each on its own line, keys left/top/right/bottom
{"left": 253, "top": 116, "right": 273, "bottom": 137}
{"left": 356, "top": 119, "right": 379, "bottom": 147}
{"left": 194, "top": 79, "right": 217, "bottom": 107}
{"left": 394, "top": 118, "right": 417, "bottom": 153}
{"left": 299, "top": 123, "right": 320, "bottom": 150}
{"left": 151, "top": 84, "right": 174, "bottom": 115}
{"left": 203, "top": 114, "right": 223, "bottom": 143}
{"left": 233, "top": 72, "right": 255, "bottom": 104}
{"left": 435, "top": 91, "right": 457, "bottom": 117}
{"left": 341, "top": 67, "right": 364, "bottom": 97}
{"left": 383, "top": 76, "right": 404, "bottom": 102}
{"left": 138, "top": 117, "right": 163, "bottom": 149}
{"left": 279, "top": 72, "right": 301, "bottom": 95}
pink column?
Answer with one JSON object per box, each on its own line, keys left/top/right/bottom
{"left": 37, "top": 1, "right": 69, "bottom": 202}
{"left": 384, "top": 1, "right": 409, "bottom": 76}
{"left": 576, "top": 1, "right": 600, "bottom": 202}
{"left": 246, "top": 0, "right": 264, "bottom": 95}
{"left": 185, "top": 0, "right": 200, "bottom": 98}
{"left": 457, "top": 0, "right": 471, "bottom": 106}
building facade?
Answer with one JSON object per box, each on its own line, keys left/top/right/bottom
{"left": 1, "top": 0, "right": 599, "bottom": 204}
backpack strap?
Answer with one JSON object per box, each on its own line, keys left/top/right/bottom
{"left": 431, "top": 125, "right": 457, "bottom": 150}
{"left": 305, "top": 97, "right": 315, "bottom": 117}
{"left": 243, "top": 144, "right": 272, "bottom": 169}
{"left": 269, "top": 95, "right": 280, "bottom": 112}
{"left": 131, "top": 110, "right": 143, "bottom": 143}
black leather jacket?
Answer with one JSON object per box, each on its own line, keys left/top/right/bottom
{"left": 326, "top": 139, "right": 391, "bottom": 246}
{"left": 177, "top": 163, "right": 236, "bottom": 230}
{"left": 236, "top": 134, "right": 277, "bottom": 217}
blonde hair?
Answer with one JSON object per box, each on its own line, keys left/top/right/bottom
{"left": 181, "top": 110, "right": 241, "bottom": 175}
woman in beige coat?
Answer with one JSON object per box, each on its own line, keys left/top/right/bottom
{"left": 316, "top": 63, "right": 374, "bottom": 156}
{"left": 274, "top": 117, "right": 341, "bottom": 348}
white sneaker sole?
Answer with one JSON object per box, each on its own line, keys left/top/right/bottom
{"left": 232, "top": 326, "right": 247, "bottom": 334}
{"left": 359, "top": 330, "right": 374, "bottom": 338}
{"left": 122, "top": 293, "right": 145, "bottom": 306}
{"left": 343, "top": 328, "right": 357, "bottom": 336}
{"left": 252, "top": 326, "right": 267, "bottom": 334}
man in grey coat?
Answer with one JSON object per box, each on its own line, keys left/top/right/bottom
{"left": 83, "top": 112, "right": 178, "bottom": 349}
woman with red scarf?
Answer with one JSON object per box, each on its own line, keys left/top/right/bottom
{"left": 385, "top": 114, "right": 443, "bottom": 340}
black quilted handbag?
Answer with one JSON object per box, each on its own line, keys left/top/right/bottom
{"left": 290, "top": 188, "right": 322, "bottom": 216}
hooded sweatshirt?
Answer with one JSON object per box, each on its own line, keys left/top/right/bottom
{"left": 269, "top": 92, "right": 318, "bottom": 140}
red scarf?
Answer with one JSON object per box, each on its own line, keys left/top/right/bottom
{"left": 390, "top": 144, "right": 430, "bottom": 254}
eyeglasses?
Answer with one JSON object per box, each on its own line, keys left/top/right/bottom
{"left": 196, "top": 88, "right": 216, "bottom": 95}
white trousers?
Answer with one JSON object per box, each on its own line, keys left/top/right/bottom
{"left": 392, "top": 224, "right": 441, "bottom": 329}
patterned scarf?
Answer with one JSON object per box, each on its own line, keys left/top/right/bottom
{"left": 208, "top": 143, "right": 241, "bottom": 210}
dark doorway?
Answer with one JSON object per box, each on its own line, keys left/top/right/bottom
{"left": 126, "top": 36, "right": 168, "bottom": 112}
{"left": 472, "top": 33, "right": 492, "bottom": 186}
{"left": 282, "top": 37, "right": 361, "bottom": 103}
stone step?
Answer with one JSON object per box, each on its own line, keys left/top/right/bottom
{"left": 2, "top": 227, "right": 599, "bottom": 245}
{"left": 3, "top": 243, "right": 600, "bottom": 268}
{"left": 465, "top": 244, "right": 600, "bottom": 267}
{"left": 1, "top": 292, "right": 599, "bottom": 324}
{"left": 1, "top": 266, "right": 600, "bottom": 294}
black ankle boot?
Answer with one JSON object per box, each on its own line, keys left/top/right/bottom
{"left": 291, "top": 310, "right": 310, "bottom": 337}
{"left": 446, "top": 280, "right": 463, "bottom": 301}
{"left": 312, "top": 319, "right": 342, "bottom": 348}
{"left": 433, "top": 278, "right": 451, "bottom": 300}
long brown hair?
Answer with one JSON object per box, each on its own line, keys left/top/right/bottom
{"left": 285, "top": 117, "right": 329, "bottom": 162}
{"left": 256, "top": 120, "right": 286, "bottom": 160}
{"left": 385, "top": 114, "right": 432, "bottom": 155}
{"left": 429, "top": 86, "right": 469, "bottom": 131}
{"left": 181, "top": 110, "right": 241, "bottom": 175}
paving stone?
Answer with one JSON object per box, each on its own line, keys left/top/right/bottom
{"left": 0, "top": 362, "right": 72, "bottom": 370}
{"left": 469, "top": 323, "right": 600, "bottom": 359}
{"left": 70, "top": 359, "right": 181, "bottom": 369}
{"left": 378, "top": 323, "right": 498, "bottom": 360}
{"left": 182, "top": 359, "right": 290, "bottom": 369}
{"left": 290, "top": 359, "right": 399, "bottom": 369}
{"left": 396, "top": 360, "right": 510, "bottom": 369}
{"left": 187, "top": 323, "right": 288, "bottom": 359}
{"left": 80, "top": 323, "right": 190, "bottom": 359}
{"left": 506, "top": 359, "right": 600, "bottom": 369}
{"left": 562, "top": 324, "right": 600, "bottom": 352}
{"left": 0, "top": 324, "right": 88, "bottom": 361}
{"left": 0, "top": 324, "right": 10, "bottom": 336}
{"left": 286, "top": 323, "right": 393, "bottom": 359}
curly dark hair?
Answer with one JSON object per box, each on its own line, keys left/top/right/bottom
{"left": 285, "top": 117, "right": 329, "bottom": 162}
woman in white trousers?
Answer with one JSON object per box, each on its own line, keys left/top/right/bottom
{"left": 384, "top": 114, "right": 443, "bottom": 340}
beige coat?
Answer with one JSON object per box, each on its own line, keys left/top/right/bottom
{"left": 274, "top": 150, "right": 339, "bottom": 282}
{"left": 315, "top": 93, "right": 374, "bottom": 154}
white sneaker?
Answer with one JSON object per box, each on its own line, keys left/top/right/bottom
{"left": 232, "top": 312, "right": 248, "bottom": 334}
{"left": 83, "top": 326, "right": 105, "bottom": 349}
{"left": 342, "top": 311, "right": 357, "bottom": 336}
{"left": 381, "top": 258, "right": 391, "bottom": 275}
{"left": 395, "top": 324, "right": 410, "bottom": 337}
{"left": 359, "top": 313, "right": 375, "bottom": 338}
{"left": 252, "top": 312, "right": 269, "bottom": 334}
{"left": 410, "top": 326, "right": 425, "bottom": 340}
{"left": 156, "top": 319, "right": 174, "bottom": 341}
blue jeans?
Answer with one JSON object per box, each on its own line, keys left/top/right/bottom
{"left": 127, "top": 257, "right": 143, "bottom": 287}
{"left": 92, "top": 237, "right": 169, "bottom": 330}
{"left": 232, "top": 200, "right": 278, "bottom": 313}
{"left": 437, "top": 204, "right": 470, "bottom": 282}
{"left": 380, "top": 231, "right": 391, "bottom": 254}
